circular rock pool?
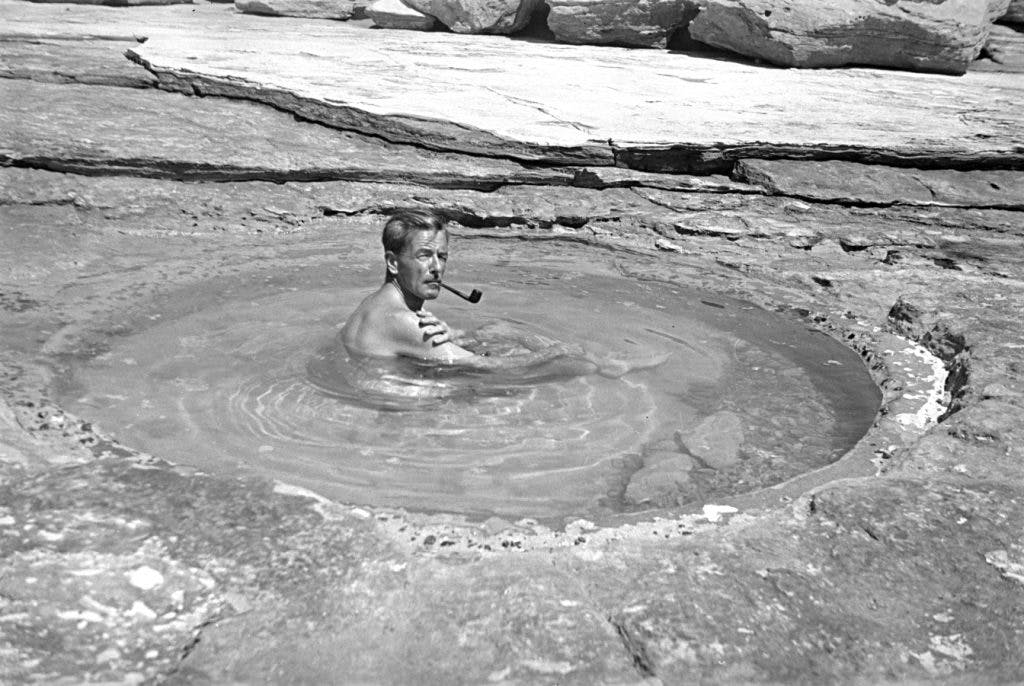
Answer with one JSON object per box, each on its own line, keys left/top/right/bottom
{"left": 54, "top": 236, "right": 880, "bottom": 525}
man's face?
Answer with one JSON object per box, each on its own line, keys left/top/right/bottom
{"left": 389, "top": 229, "right": 448, "bottom": 302}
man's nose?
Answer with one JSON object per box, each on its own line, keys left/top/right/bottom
{"left": 428, "top": 255, "right": 442, "bottom": 272}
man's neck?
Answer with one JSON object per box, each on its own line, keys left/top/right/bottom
{"left": 387, "top": 279, "right": 424, "bottom": 312}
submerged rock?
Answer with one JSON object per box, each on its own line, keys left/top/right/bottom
{"left": 402, "top": 0, "right": 541, "bottom": 33}
{"left": 546, "top": 0, "right": 698, "bottom": 48}
{"left": 367, "top": 0, "right": 436, "bottom": 29}
{"left": 690, "top": 0, "right": 1011, "bottom": 75}
{"left": 677, "top": 411, "right": 743, "bottom": 469}
{"left": 624, "top": 455, "right": 694, "bottom": 505}
{"left": 235, "top": 0, "right": 367, "bottom": 19}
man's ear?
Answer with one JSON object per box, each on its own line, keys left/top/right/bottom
{"left": 384, "top": 251, "right": 399, "bottom": 276}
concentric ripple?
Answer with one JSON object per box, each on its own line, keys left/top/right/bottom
{"left": 58, "top": 240, "right": 880, "bottom": 522}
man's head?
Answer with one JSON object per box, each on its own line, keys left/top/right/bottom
{"left": 382, "top": 209, "right": 449, "bottom": 304}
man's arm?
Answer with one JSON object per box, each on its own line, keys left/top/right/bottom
{"left": 386, "top": 309, "right": 476, "bottom": 362}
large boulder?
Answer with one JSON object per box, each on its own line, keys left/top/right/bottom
{"left": 1002, "top": 0, "right": 1024, "bottom": 24}
{"left": 235, "top": 0, "right": 368, "bottom": 19}
{"left": 689, "top": 0, "right": 1012, "bottom": 75}
{"left": 402, "top": 0, "right": 541, "bottom": 33}
{"left": 547, "top": 0, "right": 699, "bottom": 48}
{"left": 367, "top": 0, "right": 436, "bottom": 29}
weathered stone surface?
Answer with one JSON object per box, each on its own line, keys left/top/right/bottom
{"left": 0, "top": 37, "right": 158, "bottom": 88}
{"left": 547, "top": 0, "right": 697, "bottom": 48}
{"left": 690, "top": 0, "right": 1010, "bottom": 75}
{"left": 235, "top": 0, "right": 363, "bottom": 19}
{"left": 1001, "top": 0, "right": 1024, "bottom": 23}
{"left": 367, "top": 0, "right": 436, "bottom": 29}
{"left": 979, "top": 23, "right": 1024, "bottom": 72}
{"left": 26, "top": 2, "right": 1007, "bottom": 169}
{"left": 4, "top": 159, "right": 1024, "bottom": 681}
{"left": 22, "top": 0, "right": 190, "bottom": 5}
{"left": 0, "top": 79, "right": 573, "bottom": 188}
{"left": 735, "top": 159, "right": 1024, "bottom": 209}
{"left": 677, "top": 411, "right": 743, "bottom": 469}
{"left": 403, "top": 0, "right": 540, "bottom": 33}
{"left": 3, "top": 2, "right": 1024, "bottom": 683}
{"left": 624, "top": 455, "right": 694, "bottom": 505}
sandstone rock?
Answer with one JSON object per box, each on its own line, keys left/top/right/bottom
{"left": 22, "top": 0, "right": 190, "bottom": 5}
{"left": 1001, "top": 0, "right": 1024, "bottom": 23}
{"left": 0, "top": 80, "right": 572, "bottom": 190}
{"left": 624, "top": 456, "right": 693, "bottom": 504}
{"left": 735, "top": 159, "right": 1024, "bottom": 210}
{"left": 235, "top": 0, "right": 365, "bottom": 20}
{"left": 547, "top": 0, "right": 698, "bottom": 48}
{"left": 402, "top": 0, "right": 540, "bottom": 33}
{"left": 677, "top": 411, "right": 743, "bottom": 469}
{"left": 979, "top": 23, "right": 1024, "bottom": 72}
{"left": 367, "top": 0, "right": 436, "bottom": 29}
{"left": 113, "top": 3, "right": 1024, "bottom": 170}
{"left": 689, "top": 0, "right": 1010, "bottom": 75}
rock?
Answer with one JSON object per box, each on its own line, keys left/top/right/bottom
{"left": 235, "top": 0, "right": 365, "bottom": 20}
{"left": 690, "top": 0, "right": 1011, "bottom": 75}
{"left": 624, "top": 456, "right": 694, "bottom": 505}
{"left": 402, "top": 0, "right": 541, "bottom": 33}
{"left": 547, "top": 0, "right": 698, "bottom": 48}
{"left": 677, "top": 411, "right": 743, "bottom": 469}
{"left": 22, "top": 0, "right": 190, "bottom": 4}
{"left": 735, "top": 159, "right": 1024, "bottom": 210}
{"left": 978, "top": 23, "right": 1024, "bottom": 72}
{"left": 0, "top": 38, "right": 158, "bottom": 89}
{"left": 112, "top": 2, "right": 1024, "bottom": 169}
{"left": 1000, "top": 0, "right": 1024, "bottom": 23}
{"left": 367, "top": 0, "right": 436, "bottom": 29}
{"left": 0, "top": 80, "right": 573, "bottom": 190}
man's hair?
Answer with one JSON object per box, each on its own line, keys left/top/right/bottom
{"left": 382, "top": 209, "right": 447, "bottom": 255}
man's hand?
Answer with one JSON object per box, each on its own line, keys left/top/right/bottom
{"left": 417, "top": 310, "right": 452, "bottom": 347}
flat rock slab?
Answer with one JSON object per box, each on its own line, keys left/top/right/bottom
{"left": 0, "top": 79, "right": 568, "bottom": 187}
{"left": 0, "top": 36, "right": 157, "bottom": 88}
{"left": 121, "top": 6, "right": 1024, "bottom": 170}
{"left": 0, "top": 79, "right": 770, "bottom": 193}
{"left": 5, "top": 2, "right": 1018, "bottom": 170}
{"left": 234, "top": 0, "right": 365, "bottom": 20}
{"left": 736, "top": 159, "right": 1024, "bottom": 209}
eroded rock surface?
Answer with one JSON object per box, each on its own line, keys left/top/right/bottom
{"left": 235, "top": 0, "right": 366, "bottom": 19}
{"left": 402, "top": 0, "right": 540, "bottom": 33}
{"left": 51, "top": 1, "right": 1015, "bottom": 169}
{"left": 1002, "top": 0, "right": 1024, "bottom": 23}
{"left": 546, "top": 0, "right": 698, "bottom": 48}
{"left": 367, "top": 0, "right": 436, "bottom": 29}
{"left": 690, "top": 0, "right": 1010, "bottom": 74}
{"left": 2, "top": 1, "right": 1024, "bottom": 684}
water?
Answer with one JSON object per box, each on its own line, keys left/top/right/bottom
{"left": 57, "top": 239, "right": 880, "bottom": 523}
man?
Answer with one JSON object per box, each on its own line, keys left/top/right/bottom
{"left": 341, "top": 208, "right": 474, "bottom": 362}
{"left": 341, "top": 209, "right": 668, "bottom": 377}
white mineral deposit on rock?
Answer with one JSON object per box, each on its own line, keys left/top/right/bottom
{"left": 126, "top": 565, "right": 164, "bottom": 591}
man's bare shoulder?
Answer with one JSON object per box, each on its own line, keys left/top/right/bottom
{"left": 340, "top": 287, "right": 457, "bottom": 359}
